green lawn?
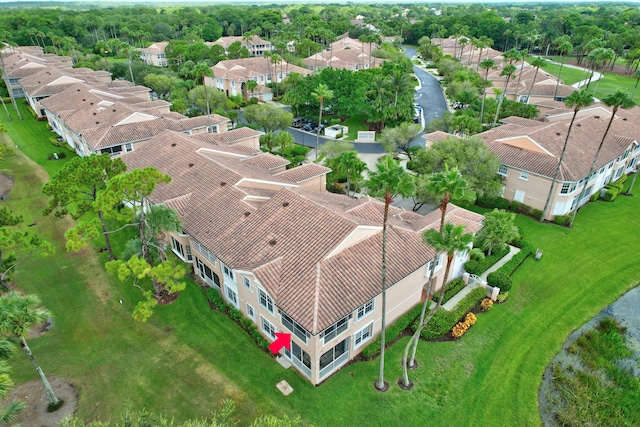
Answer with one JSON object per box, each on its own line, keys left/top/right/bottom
{"left": 341, "top": 114, "right": 371, "bottom": 141}
{"left": 2, "top": 101, "right": 639, "bottom": 426}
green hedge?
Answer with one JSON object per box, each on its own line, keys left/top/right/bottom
{"left": 475, "top": 195, "right": 511, "bottom": 210}
{"left": 554, "top": 214, "right": 571, "bottom": 225}
{"left": 496, "top": 242, "right": 532, "bottom": 277}
{"left": 360, "top": 303, "right": 424, "bottom": 360}
{"left": 603, "top": 187, "right": 619, "bottom": 202}
{"left": 487, "top": 271, "right": 512, "bottom": 292}
{"left": 509, "top": 200, "right": 532, "bottom": 216}
{"left": 441, "top": 278, "right": 466, "bottom": 304}
{"left": 464, "top": 245, "right": 510, "bottom": 275}
{"left": 415, "top": 287, "right": 486, "bottom": 340}
{"left": 206, "top": 287, "right": 270, "bottom": 352}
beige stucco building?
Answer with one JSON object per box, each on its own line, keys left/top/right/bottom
{"left": 140, "top": 42, "right": 169, "bottom": 67}
{"left": 121, "top": 133, "right": 484, "bottom": 384}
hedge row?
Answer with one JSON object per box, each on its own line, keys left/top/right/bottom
{"left": 464, "top": 245, "right": 510, "bottom": 276}
{"left": 206, "top": 288, "right": 271, "bottom": 352}
{"left": 360, "top": 302, "right": 424, "bottom": 360}
{"left": 414, "top": 287, "right": 487, "bottom": 340}
{"left": 486, "top": 242, "right": 533, "bottom": 292}
{"left": 476, "top": 196, "right": 542, "bottom": 222}
{"left": 440, "top": 278, "right": 466, "bottom": 305}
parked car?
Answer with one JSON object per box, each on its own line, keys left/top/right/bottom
{"left": 292, "top": 117, "right": 305, "bottom": 128}
{"left": 304, "top": 122, "right": 318, "bottom": 132}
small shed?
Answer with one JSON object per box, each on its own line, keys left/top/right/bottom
{"left": 325, "top": 125, "right": 348, "bottom": 139}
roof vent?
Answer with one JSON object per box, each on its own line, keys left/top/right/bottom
{"left": 576, "top": 124, "right": 581, "bottom": 127}
{"left": 623, "top": 117, "right": 628, "bottom": 121}
{"left": 220, "top": 182, "right": 227, "bottom": 186}
{"left": 112, "top": 109, "right": 116, "bottom": 112}
{"left": 93, "top": 112, "right": 97, "bottom": 115}
{"left": 556, "top": 132, "right": 561, "bottom": 136}
{"left": 269, "top": 239, "right": 277, "bottom": 246}
{"left": 171, "top": 143, "right": 177, "bottom": 147}
{"left": 96, "top": 121, "right": 99, "bottom": 124}
{"left": 90, "top": 102, "right": 93, "bottom": 105}
{"left": 244, "top": 211, "right": 251, "bottom": 217}
{"left": 594, "top": 115, "right": 600, "bottom": 119}
{"left": 188, "top": 163, "right": 194, "bottom": 168}
{"left": 77, "top": 89, "right": 80, "bottom": 91}
{"left": 82, "top": 99, "right": 86, "bottom": 101}
{"left": 282, "top": 202, "right": 289, "bottom": 207}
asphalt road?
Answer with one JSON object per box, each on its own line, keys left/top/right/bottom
{"left": 287, "top": 46, "right": 449, "bottom": 154}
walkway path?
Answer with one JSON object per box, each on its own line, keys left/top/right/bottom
{"left": 441, "top": 244, "right": 521, "bottom": 311}
{"left": 531, "top": 55, "right": 603, "bottom": 90}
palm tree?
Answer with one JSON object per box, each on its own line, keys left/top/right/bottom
{"left": 400, "top": 223, "right": 474, "bottom": 388}
{"left": 525, "top": 57, "right": 548, "bottom": 103}
{"left": 366, "top": 75, "right": 392, "bottom": 131}
{"left": 0, "top": 292, "right": 61, "bottom": 410}
{"left": 475, "top": 209, "right": 519, "bottom": 255}
{"left": 493, "top": 64, "right": 517, "bottom": 125}
{"left": 365, "top": 155, "right": 415, "bottom": 391}
{"left": 312, "top": 83, "right": 334, "bottom": 161}
{"left": 193, "top": 62, "right": 213, "bottom": 116}
{"left": 513, "top": 49, "right": 527, "bottom": 99}
{"left": 403, "top": 166, "right": 474, "bottom": 377}
{"left": 459, "top": 37, "right": 469, "bottom": 62}
{"left": 389, "top": 69, "right": 412, "bottom": 107}
{"left": 540, "top": 89, "right": 594, "bottom": 222}
{"left": 568, "top": 91, "right": 634, "bottom": 227}
{"left": 553, "top": 36, "right": 573, "bottom": 99}
{"left": 0, "top": 338, "right": 25, "bottom": 423}
{"left": 331, "top": 151, "right": 367, "bottom": 197}
{"left": 479, "top": 58, "right": 496, "bottom": 124}
{"left": 631, "top": 69, "right": 640, "bottom": 101}
{"left": 591, "top": 48, "right": 615, "bottom": 96}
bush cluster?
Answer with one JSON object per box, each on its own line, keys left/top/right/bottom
{"left": 415, "top": 287, "right": 486, "bottom": 340}
{"left": 602, "top": 175, "right": 627, "bottom": 202}
{"left": 360, "top": 303, "right": 424, "bottom": 360}
{"left": 487, "top": 271, "right": 512, "bottom": 292}
{"left": 480, "top": 297, "right": 493, "bottom": 311}
{"left": 206, "top": 288, "right": 270, "bottom": 351}
{"left": 451, "top": 312, "right": 477, "bottom": 338}
{"left": 554, "top": 214, "right": 571, "bottom": 225}
{"left": 464, "top": 245, "right": 510, "bottom": 275}
{"left": 489, "top": 242, "right": 532, "bottom": 294}
{"left": 475, "top": 195, "right": 511, "bottom": 210}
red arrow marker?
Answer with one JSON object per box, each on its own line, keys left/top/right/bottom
{"left": 268, "top": 332, "right": 291, "bottom": 354}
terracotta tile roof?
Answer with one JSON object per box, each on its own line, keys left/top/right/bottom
{"left": 241, "top": 153, "right": 290, "bottom": 170}
{"left": 121, "top": 134, "right": 485, "bottom": 334}
{"left": 274, "top": 163, "right": 331, "bottom": 183}
{"left": 190, "top": 127, "right": 261, "bottom": 146}
{"left": 212, "top": 58, "right": 310, "bottom": 82}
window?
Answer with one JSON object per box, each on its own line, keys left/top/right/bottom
{"left": 321, "top": 315, "right": 350, "bottom": 345}
{"left": 354, "top": 323, "right": 373, "bottom": 349}
{"left": 185, "top": 245, "right": 192, "bottom": 261}
{"left": 225, "top": 285, "right": 238, "bottom": 308}
{"left": 192, "top": 239, "right": 216, "bottom": 263}
{"left": 519, "top": 171, "right": 529, "bottom": 181}
{"left": 498, "top": 165, "right": 508, "bottom": 176}
{"left": 514, "top": 190, "right": 525, "bottom": 202}
{"left": 258, "top": 289, "right": 274, "bottom": 314}
{"left": 222, "top": 264, "right": 234, "bottom": 280}
{"left": 171, "top": 237, "right": 192, "bottom": 261}
{"left": 284, "top": 341, "right": 311, "bottom": 378}
{"left": 608, "top": 162, "right": 614, "bottom": 169}
{"left": 243, "top": 277, "right": 251, "bottom": 291}
{"left": 261, "top": 316, "right": 276, "bottom": 340}
{"left": 599, "top": 166, "right": 605, "bottom": 174}
{"left": 124, "top": 143, "right": 133, "bottom": 152}
{"left": 615, "top": 168, "right": 624, "bottom": 179}
{"left": 570, "top": 195, "right": 579, "bottom": 211}
{"left": 560, "top": 182, "right": 570, "bottom": 194}
{"left": 519, "top": 95, "right": 529, "bottom": 103}
{"left": 100, "top": 145, "right": 123, "bottom": 155}
{"left": 246, "top": 303, "right": 255, "bottom": 320}
{"left": 319, "top": 338, "right": 349, "bottom": 378}
{"left": 356, "top": 299, "right": 374, "bottom": 321}
{"left": 280, "top": 311, "right": 310, "bottom": 343}
{"left": 554, "top": 96, "right": 566, "bottom": 102}
{"left": 207, "top": 125, "right": 218, "bottom": 134}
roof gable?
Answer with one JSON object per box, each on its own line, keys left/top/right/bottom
{"left": 496, "top": 135, "right": 553, "bottom": 156}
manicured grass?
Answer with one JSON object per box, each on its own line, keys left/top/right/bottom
{"left": 2, "top": 106, "right": 640, "bottom": 426}
{"left": 539, "top": 60, "right": 587, "bottom": 86}
{"left": 341, "top": 114, "right": 371, "bottom": 141}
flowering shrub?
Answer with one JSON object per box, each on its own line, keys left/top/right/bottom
{"left": 481, "top": 298, "right": 493, "bottom": 311}
{"left": 465, "top": 312, "right": 477, "bottom": 325}
{"left": 451, "top": 313, "right": 478, "bottom": 338}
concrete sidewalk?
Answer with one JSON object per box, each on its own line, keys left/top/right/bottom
{"left": 440, "top": 244, "right": 521, "bottom": 311}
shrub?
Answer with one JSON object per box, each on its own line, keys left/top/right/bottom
{"left": 207, "top": 288, "right": 227, "bottom": 310}
{"left": 554, "top": 214, "right": 571, "bottom": 225}
{"left": 240, "top": 317, "right": 253, "bottom": 331}
{"left": 509, "top": 201, "right": 531, "bottom": 215}
{"left": 590, "top": 191, "right": 600, "bottom": 202}
{"left": 476, "top": 195, "right": 511, "bottom": 210}
{"left": 487, "top": 271, "right": 512, "bottom": 292}
{"left": 498, "top": 242, "right": 532, "bottom": 277}
{"left": 531, "top": 209, "right": 543, "bottom": 219}
{"left": 465, "top": 312, "right": 477, "bottom": 325}
{"left": 228, "top": 307, "right": 243, "bottom": 322}
{"left": 441, "top": 278, "right": 466, "bottom": 304}
{"left": 361, "top": 303, "right": 424, "bottom": 360}
{"left": 464, "top": 245, "right": 509, "bottom": 276}
{"left": 480, "top": 298, "right": 493, "bottom": 311}
{"left": 417, "top": 287, "right": 486, "bottom": 340}
{"left": 497, "top": 292, "right": 509, "bottom": 302}
{"left": 603, "top": 187, "right": 619, "bottom": 202}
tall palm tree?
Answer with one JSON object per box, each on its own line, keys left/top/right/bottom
{"left": 365, "top": 155, "right": 415, "bottom": 391}
{"left": 591, "top": 48, "right": 615, "bottom": 96}
{"left": 332, "top": 151, "right": 367, "bottom": 197}
{"left": 459, "top": 37, "right": 469, "bottom": 62}
{"left": 0, "top": 338, "right": 25, "bottom": 423}
{"left": 553, "top": 36, "right": 573, "bottom": 99}
{"left": 403, "top": 166, "right": 474, "bottom": 377}
{"left": 631, "top": 69, "right": 640, "bottom": 101}
{"left": 568, "top": 91, "right": 634, "bottom": 227}
{"left": 389, "top": 69, "right": 412, "bottom": 107}
{"left": 400, "top": 223, "right": 474, "bottom": 388}
{"left": 366, "top": 75, "right": 392, "bottom": 131}
{"left": 513, "top": 49, "right": 527, "bottom": 100}
{"left": 193, "top": 62, "right": 213, "bottom": 116}
{"left": 0, "top": 292, "right": 61, "bottom": 410}
{"left": 494, "top": 64, "right": 517, "bottom": 125}
{"left": 479, "top": 58, "right": 496, "bottom": 125}
{"left": 312, "top": 83, "right": 334, "bottom": 161}
{"left": 540, "top": 89, "right": 594, "bottom": 222}
{"left": 525, "top": 57, "right": 548, "bottom": 103}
